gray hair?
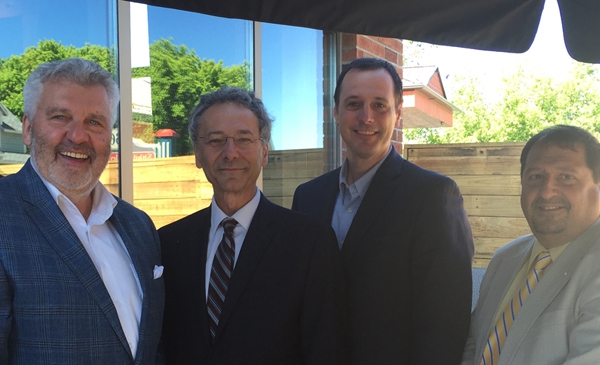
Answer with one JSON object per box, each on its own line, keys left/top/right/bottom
{"left": 188, "top": 86, "right": 272, "bottom": 145}
{"left": 23, "top": 58, "right": 120, "bottom": 127}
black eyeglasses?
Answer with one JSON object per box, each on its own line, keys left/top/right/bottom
{"left": 198, "top": 136, "right": 264, "bottom": 149}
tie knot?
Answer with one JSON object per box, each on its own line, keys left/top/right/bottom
{"left": 533, "top": 252, "right": 552, "bottom": 272}
{"left": 222, "top": 218, "right": 237, "bottom": 234}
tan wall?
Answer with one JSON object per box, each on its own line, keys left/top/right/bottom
{"left": 404, "top": 142, "right": 529, "bottom": 268}
{"left": 0, "top": 156, "right": 212, "bottom": 229}
{"left": 0, "top": 150, "right": 325, "bottom": 229}
{"left": 3, "top": 143, "right": 527, "bottom": 267}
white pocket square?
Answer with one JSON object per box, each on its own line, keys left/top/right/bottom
{"left": 153, "top": 265, "right": 164, "bottom": 279}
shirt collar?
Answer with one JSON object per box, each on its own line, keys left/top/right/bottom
{"left": 529, "top": 239, "right": 570, "bottom": 268}
{"left": 210, "top": 186, "right": 261, "bottom": 234}
{"left": 338, "top": 145, "right": 393, "bottom": 196}
{"left": 31, "top": 160, "right": 117, "bottom": 224}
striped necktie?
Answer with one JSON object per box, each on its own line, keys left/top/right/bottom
{"left": 207, "top": 218, "right": 238, "bottom": 342}
{"left": 480, "top": 252, "right": 552, "bottom": 365}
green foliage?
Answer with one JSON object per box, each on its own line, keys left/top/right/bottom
{"left": 405, "top": 62, "right": 600, "bottom": 144}
{"left": 0, "top": 40, "right": 115, "bottom": 121}
{"left": 0, "top": 38, "right": 251, "bottom": 156}
{"left": 133, "top": 38, "right": 251, "bottom": 155}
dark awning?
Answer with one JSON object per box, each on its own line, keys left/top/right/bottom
{"left": 129, "top": 0, "right": 599, "bottom": 64}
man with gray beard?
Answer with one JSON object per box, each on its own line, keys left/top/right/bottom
{"left": 0, "top": 58, "right": 164, "bottom": 364}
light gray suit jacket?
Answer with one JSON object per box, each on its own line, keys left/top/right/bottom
{"left": 462, "top": 219, "right": 600, "bottom": 365}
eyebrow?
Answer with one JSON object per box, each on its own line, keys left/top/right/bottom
{"left": 204, "top": 129, "right": 255, "bottom": 136}
{"left": 45, "top": 107, "right": 109, "bottom": 123}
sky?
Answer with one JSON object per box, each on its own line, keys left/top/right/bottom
{"left": 1, "top": 0, "right": 596, "bottom": 149}
{"left": 406, "top": 0, "right": 591, "bottom": 100}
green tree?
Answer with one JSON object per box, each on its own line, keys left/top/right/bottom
{"left": 0, "top": 40, "right": 115, "bottom": 121}
{"left": 405, "top": 62, "right": 600, "bottom": 143}
{"left": 0, "top": 38, "right": 250, "bottom": 156}
{"left": 133, "top": 38, "right": 251, "bottom": 155}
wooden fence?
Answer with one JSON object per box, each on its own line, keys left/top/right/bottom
{"left": 1, "top": 143, "right": 530, "bottom": 268}
{"left": 404, "top": 142, "right": 530, "bottom": 268}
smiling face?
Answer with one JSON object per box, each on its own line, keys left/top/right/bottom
{"left": 22, "top": 80, "right": 112, "bottom": 201}
{"left": 521, "top": 143, "right": 600, "bottom": 248}
{"left": 194, "top": 102, "right": 267, "bottom": 212}
{"left": 335, "top": 68, "right": 401, "bottom": 169}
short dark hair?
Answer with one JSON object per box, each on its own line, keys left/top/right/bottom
{"left": 333, "top": 58, "right": 403, "bottom": 108}
{"left": 188, "top": 86, "right": 273, "bottom": 145}
{"left": 521, "top": 125, "right": 600, "bottom": 182}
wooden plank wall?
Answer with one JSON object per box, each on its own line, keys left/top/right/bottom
{"left": 263, "top": 148, "right": 327, "bottom": 208}
{"left": 0, "top": 150, "right": 325, "bottom": 229}
{"left": 0, "top": 156, "right": 213, "bottom": 229}
{"left": 404, "top": 143, "right": 531, "bottom": 268}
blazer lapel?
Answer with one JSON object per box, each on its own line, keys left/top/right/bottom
{"left": 318, "top": 169, "right": 341, "bottom": 224}
{"left": 341, "top": 149, "right": 404, "bottom": 262}
{"left": 499, "top": 221, "right": 600, "bottom": 364}
{"left": 110, "top": 205, "right": 158, "bottom": 361}
{"left": 215, "top": 194, "right": 276, "bottom": 339}
{"left": 188, "top": 209, "right": 213, "bottom": 346}
{"left": 18, "top": 162, "right": 131, "bottom": 357}
{"left": 474, "top": 238, "right": 533, "bottom": 360}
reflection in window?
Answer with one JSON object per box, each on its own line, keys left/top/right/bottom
{"left": 0, "top": 0, "right": 117, "bottom": 187}
{"left": 262, "top": 24, "right": 325, "bottom": 151}
{"left": 129, "top": 4, "right": 254, "bottom": 228}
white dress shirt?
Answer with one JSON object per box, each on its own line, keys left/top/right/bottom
{"left": 205, "top": 187, "right": 261, "bottom": 299}
{"left": 32, "top": 164, "right": 143, "bottom": 358}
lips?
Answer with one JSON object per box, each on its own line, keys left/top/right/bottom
{"left": 60, "top": 151, "right": 89, "bottom": 160}
{"left": 356, "top": 130, "right": 376, "bottom": 135}
{"left": 532, "top": 197, "right": 570, "bottom": 212}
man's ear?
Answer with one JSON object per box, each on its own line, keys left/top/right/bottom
{"left": 22, "top": 115, "right": 32, "bottom": 146}
{"left": 194, "top": 144, "right": 202, "bottom": 169}
{"left": 395, "top": 102, "right": 403, "bottom": 128}
{"left": 334, "top": 105, "right": 339, "bottom": 126}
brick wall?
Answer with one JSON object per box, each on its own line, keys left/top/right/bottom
{"left": 340, "top": 34, "right": 404, "bottom": 156}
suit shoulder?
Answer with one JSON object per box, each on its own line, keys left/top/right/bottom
{"left": 493, "top": 234, "right": 535, "bottom": 258}
{"left": 264, "top": 199, "right": 332, "bottom": 232}
{"left": 159, "top": 208, "right": 209, "bottom": 235}
{"left": 296, "top": 169, "right": 338, "bottom": 191}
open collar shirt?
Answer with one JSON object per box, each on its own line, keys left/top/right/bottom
{"left": 332, "top": 145, "right": 392, "bottom": 249}
{"left": 31, "top": 161, "right": 142, "bottom": 358}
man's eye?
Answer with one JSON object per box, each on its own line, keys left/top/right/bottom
{"left": 236, "top": 137, "right": 252, "bottom": 145}
{"left": 52, "top": 115, "right": 65, "bottom": 120}
{"left": 208, "top": 138, "right": 225, "bottom": 145}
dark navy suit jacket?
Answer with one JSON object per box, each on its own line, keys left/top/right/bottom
{"left": 0, "top": 160, "right": 165, "bottom": 364}
{"left": 292, "top": 148, "right": 474, "bottom": 364}
{"left": 159, "top": 194, "right": 349, "bottom": 364}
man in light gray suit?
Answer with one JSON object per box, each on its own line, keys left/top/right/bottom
{"left": 462, "top": 125, "right": 600, "bottom": 365}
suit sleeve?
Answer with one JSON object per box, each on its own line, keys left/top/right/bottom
{"left": 301, "top": 224, "right": 350, "bottom": 365}
{"left": 410, "top": 178, "right": 474, "bottom": 364}
{"left": 564, "top": 279, "right": 600, "bottom": 364}
{"left": 0, "top": 258, "right": 11, "bottom": 364}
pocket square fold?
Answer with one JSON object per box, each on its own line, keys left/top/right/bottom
{"left": 153, "top": 265, "right": 164, "bottom": 279}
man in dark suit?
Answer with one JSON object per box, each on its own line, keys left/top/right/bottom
{"left": 159, "top": 86, "right": 348, "bottom": 364}
{"left": 292, "top": 58, "right": 474, "bottom": 364}
{"left": 0, "top": 58, "right": 164, "bottom": 364}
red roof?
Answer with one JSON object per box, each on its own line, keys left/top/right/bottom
{"left": 154, "top": 129, "right": 180, "bottom": 138}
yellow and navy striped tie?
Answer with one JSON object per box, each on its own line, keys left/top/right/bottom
{"left": 480, "top": 252, "right": 552, "bottom": 365}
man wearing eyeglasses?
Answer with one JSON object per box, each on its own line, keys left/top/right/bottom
{"left": 158, "top": 86, "right": 349, "bottom": 364}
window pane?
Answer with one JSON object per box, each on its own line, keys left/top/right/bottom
{"left": 262, "top": 26, "right": 338, "bottom": 208}
{"left": 130, "top": 4, "right": 253, "bottom": 227}
{"left": 0, "top": 0, "right": 118, "bottom": 191}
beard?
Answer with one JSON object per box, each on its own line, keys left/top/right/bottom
{"left": 30, "top": 129, "right": 110, "bottom": 198}
{"left": 528, "top": 196, "right": 571, "bottom": 235}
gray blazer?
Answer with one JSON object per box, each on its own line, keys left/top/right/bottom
{"left": 0, "top": 160, "right": 165, "bottom": 364}
{"left": 462, "top": 219, "right": 600, "bottom": 365}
